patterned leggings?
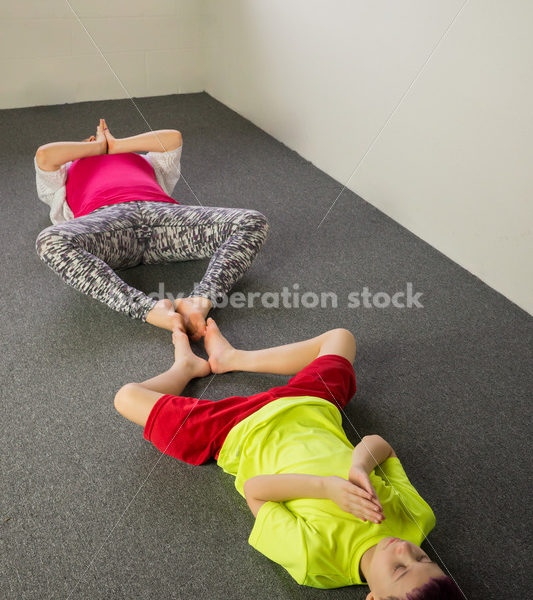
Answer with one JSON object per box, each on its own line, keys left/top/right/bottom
{"left": 35, "top": 201, "right": 269, "bottom": 321}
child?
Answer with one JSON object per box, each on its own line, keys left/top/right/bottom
{"left": 114, "top": 319, "right": 463, "bottom": 598}
{"left": 34, "top": 119, "right": 269, "bottom": 338}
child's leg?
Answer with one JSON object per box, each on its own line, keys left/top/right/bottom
{"left": 114, "top": 325, "right": 210, "bottom": 427}
{"left": 116, "top": 322, "right": 355, "bottom": 463}
{"left": 204, "top": 318, "right": 356, "bottom": 375}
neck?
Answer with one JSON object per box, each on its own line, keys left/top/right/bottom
{"left": 359, "top": 543, "right": 377, "bottom": 582}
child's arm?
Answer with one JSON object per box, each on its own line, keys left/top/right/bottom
{"left": 348, "top": 435, "right": 397, "bottom": 507}
{"left": 244, "top": 474, "right": 328, "bottom": 517}
{"left": 350, "top": 434, "right": 397, "bottom": 475}
{"left": 243, "top": 473, "right": 383, "bottom": 523}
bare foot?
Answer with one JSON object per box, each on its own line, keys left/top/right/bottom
{"left": 146, "top": 299, "right": 186, "bottom": 332}
{"left": 204, "top": 318, "right": 237, "bottom": 374}
{"left": 172, "top": 328, "right": 211, "bottom": 378}
{"left": 174, "top": 296, "right": 212, "bottom": 341}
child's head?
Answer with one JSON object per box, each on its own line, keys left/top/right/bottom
{"left": 363, "top": 538, "right": 463, "bottom": 600}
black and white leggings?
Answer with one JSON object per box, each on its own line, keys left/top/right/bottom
{"left": 35, "top": 201, "right": 269, "bottom": 321}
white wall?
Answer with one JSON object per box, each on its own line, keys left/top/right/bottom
{"left": 0, "top": 0, "right": 204, "bottom": 109}
{"left": 202, "top": 0, "right": 533, "bottom": 315}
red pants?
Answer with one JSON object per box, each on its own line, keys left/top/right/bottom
{"left": 143, "top": 354, "right": 356, "bottom": 465}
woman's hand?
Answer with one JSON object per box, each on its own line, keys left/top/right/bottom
{"left": 95, "top": 119, "right": 108, "bottom": 154}
{"left": 101, "top": 118, "right": 118, "bottom": 154}
{"left": 82, "top": 119, "right": 107, "bottom": 155}
{"left": 326, "top": 475, "right": 384, "bottom": 524}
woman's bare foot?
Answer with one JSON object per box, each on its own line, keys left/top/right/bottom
{"left": 203, "top": 318, "right": 238, "bottom": 374}
{"left": 174, "top": 296, "right": 213, "bottom": 341}
{"left": 146, "top": 299, "right": 185, "bottom": 332}
{"left": 172, "top": 328, "right": 211, "bottom": 378}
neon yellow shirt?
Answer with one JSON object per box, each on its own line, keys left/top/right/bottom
{"left": 217, "top": 396, "right": 436, "bottom": 589}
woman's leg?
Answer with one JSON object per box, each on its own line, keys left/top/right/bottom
{"left": 204, "top": 319, "right": 356, "bottom": 375}
{"left": 114, "top": 323, "right": 211, "bottom": 427}
{"left": 139, "top": 203, "right": 269, "bottom": 337}
{"left": 35, "top": 203, "right": 181, "bottom": 329}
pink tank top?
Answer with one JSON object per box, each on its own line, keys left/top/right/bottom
{"left": 65, "top": 153, "right": 179, "bottom": 218}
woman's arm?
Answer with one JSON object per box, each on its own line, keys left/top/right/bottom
{"left": 107, "top": 129, "right": 182, "bottom": 154}
{"left": 35, "top": 140, "right": 106, "bottom": 171}
{"left": 35, "top": 119, "right": 107, "bottom": 171}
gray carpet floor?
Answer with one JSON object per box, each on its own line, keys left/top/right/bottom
{"left": 1, "top": 92, "right": 531, "bottom": 600}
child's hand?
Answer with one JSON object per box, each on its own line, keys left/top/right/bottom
{"left": 326, "top": 475, "right": 384, "bottom": 524}
{"left": 349, "top": 464, "right": 382, "bottom": 512}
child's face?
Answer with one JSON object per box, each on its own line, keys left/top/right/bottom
{"left": 364, "top": 537, "right": 445, "bottom": 600}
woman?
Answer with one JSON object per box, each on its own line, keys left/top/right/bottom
{"left": 34, "top": 119, "right": 269, "bottom": 338}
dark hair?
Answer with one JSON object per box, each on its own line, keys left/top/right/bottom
{"left": 384, "top": 575, "right": 464, "bottom": 600}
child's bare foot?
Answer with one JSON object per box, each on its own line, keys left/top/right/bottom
{"left": 146, "top": 299, "right": 185, "bottom": 332}
{"left": 204, "top": 318, "right": 237, "bottom": 374}
{"left": 174, "top": 296, "right": 212, "bottom": 341}
{"left": 171, "top": 328, "right": 211, "bottom": 378}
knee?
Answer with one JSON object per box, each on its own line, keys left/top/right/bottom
{"left": 35, "top": 226, "right": 72, "bottom": 260}
{"left": 114, "top": 383, "right": 139, "bottom": 416}
{"left": 241, "top": 210, "right": 270, "bottom": 239}
{"left": 35, "top": 228, "right": 53, "bottom": 259}
{"left": 330, "top": 328, "right": 357, "bottom": 358}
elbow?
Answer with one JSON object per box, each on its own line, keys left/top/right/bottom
{"left": 161, "top": 130, "right": 182, "bottom": 152}
{"left": 165, "top": 129, "right": 182, "bottom": 143}
{"left": 35, "top": 147, "right": 57, "bottom": 172}
{"left": 243, "top": 478, "right": 253, "bottom": 500}
{"left": 363, "top": 434, "right": 397, "bottom": 458}
{"left": 362, "top": 434, "right": 387, "bottom": 447}
{"left": 362, "top": 434, "right": 382, "bottom": 442}
{"left": 243, "top": 477, "right": 260, "bottom": 503}
{"left": 243, "top": 479, "right": 265, "bottom": 518}
{"left": 35, "top": 148, "right": 47, "bottom": 168}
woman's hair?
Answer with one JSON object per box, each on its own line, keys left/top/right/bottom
{"left": 384, "top": 575, "right": 463, "bottom": 600}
